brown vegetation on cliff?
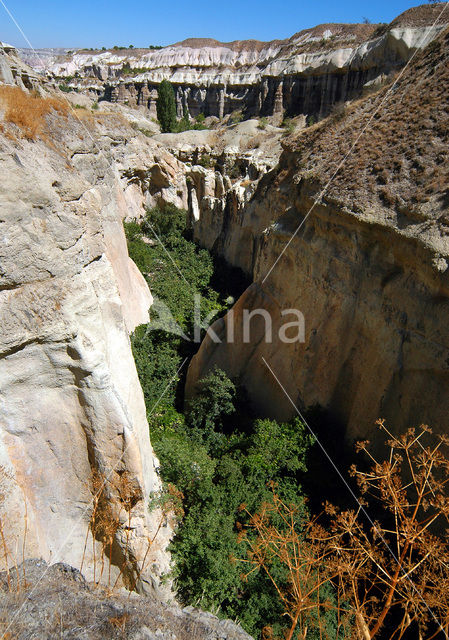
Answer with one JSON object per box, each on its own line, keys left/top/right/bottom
{"left": 290, "top": 25, "right": 449, "bottom": 220}
{"left": 175, "top": 23, "right": 379, "bottom": 56}
{"left": 390, "top": 3, "right": 448, "bottom": 28}
{"left": 238, "top": 422, "right": 449, "bottom": 640}
{"left": 0, "top": 86, "right": 68, "bottom": 140}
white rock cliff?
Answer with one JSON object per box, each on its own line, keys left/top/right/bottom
{"left": 0, "top": 56, "right": 191, "bottom": 593}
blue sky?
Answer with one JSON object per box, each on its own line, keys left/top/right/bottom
{"left": 1, "top": 0, "right": 426, "bottom": 48}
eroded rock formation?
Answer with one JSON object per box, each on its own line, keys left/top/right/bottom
{"left": 0, "top": 50, "right": 196, "bottom": 594}
{"left": 1, "top": 7, "right": 449, "bottom": 624}
{"left": 18, "top": 6, "right": 449, "bottom": 121}
{"left": 186, "top": 24, "right": 449, "bottom": 441}
{"left": 0, "top": 42, "right": 39, "bottom": 89}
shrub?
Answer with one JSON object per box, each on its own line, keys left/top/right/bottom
{"left": 175, "top": 106, "right": 190, "bottom": 132}
{"left": 281, "top": 117, "right": 295, "bottom": 134}
{"left": 371, "top": 23, "right": 388, "bottom": 38}
{"left": 306, "top": 114, "right": 316, "bottom": 127}
{"left": 238, "top": 489, "right": 342, "bottom": 640}
{"left": 186, "top": 367, "right": 236, "bottom": 451}
{"left": 239, "top": 421, "right": 449, "bottom": 640}
{"left": 230, "top": 109, "right": 243, "bottom": 124}
{"left": 197, "top": 153, "right": 214, "bottom": 168}
{"left": 137, "top": 127, "right": 153, "bottom": 137}
{"left": 156, "top": 79, "right": 177, "bottom": 133}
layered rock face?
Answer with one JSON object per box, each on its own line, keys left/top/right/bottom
{"left": 18, "top": 6, "right": 449, "bottom": 121}
{"left": 0, "top": 55, "right": 196, "bottom": 593}
{"left": 0, "top": 42, "right": 39, "bottom": 89}
{"left": 152, "top": 119, "right": 284, "bottom": 256}
{"left": 187, "top": 25, "right": 449, "bottom": 441}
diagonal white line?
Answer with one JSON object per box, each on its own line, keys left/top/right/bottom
{"left": 0, "top": 356, "right": 189, "bottom": 640}
{"left": 144, "top": 220, "right": 190, "bottom": 286}
{"left": 261, "top": 2, "right": 449, "bottom": 284}
{"left": 0, "top": 0, "right": 34, "bottom": 52}
{"left": 262, "top": 356, "right": 448, "bottom": 638}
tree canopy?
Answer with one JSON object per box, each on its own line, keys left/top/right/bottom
{"left": 156, "top": 79, "right": 177, "bottom": 133}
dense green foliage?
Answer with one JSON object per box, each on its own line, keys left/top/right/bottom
{"left": 151, "top": 365, "right": 316, "bottom": 636}
{"left": 154, "top": 80, "right": 207, "bottom": 133}
{"left": 125, "top": 206, "right": 337, "bottom": 638}
{"left": 121, "top": 63, "right": 151, "bottom": 76}
{"left": 174, "top": 110, "right": 209, "bottom": 132}
{"left": 156, "top": 79, "right": 177, "bottom": 133}
{"left": 124, "top": 205, "right": 221, "bottom": 409}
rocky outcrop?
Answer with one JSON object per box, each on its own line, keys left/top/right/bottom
{"left": 18, "top": 6, "right": 449, "bottom": 120}
{"left": 0, "top": 42, "right": 39, "bottom": 89}
{"left": 0, "top": 560, "right": 253, "bottom": 639}
{"left": 152, "top": 120, "right": 284, "bottom": 256}
{"left": 0, "top": 64, "right": 197, "bottom": 593}
{"left": 186, "top": 25, "right": 449, "bottom": 441}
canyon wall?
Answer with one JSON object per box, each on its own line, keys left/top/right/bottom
{"left": 17, "top": 5, "right": 449, "bottom": 121}
{"left": 102, "top": 24, "right": 446, "bottom": 121}
{"left": 1, "top": 3, "right": 448, "bottom": 602}
{"left": 186, "top": 25, "right": 449, "bottom": 441}
{"left": 0, "top": 53, "right": 196, "bottom": 594}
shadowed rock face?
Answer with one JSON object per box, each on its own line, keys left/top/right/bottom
{"left": 186, "top": 25, "right": 449, "bottom": 441}
{"left": 17, "top": 6, "right": 448, "bottom": 120}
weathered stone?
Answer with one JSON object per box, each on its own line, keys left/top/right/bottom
{"left": 0, "top": 560, "right": 254, "bottom": 639}
{"left": 186, "top": 25, "right": 449, "bottom": 442}
{"left": 0, "top": 56, "right": 180, "bottom": 595}
{"left": 18, "top": 7, "right": 448, "bottom": 120}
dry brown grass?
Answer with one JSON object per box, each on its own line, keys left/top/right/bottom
{"left": 0, "top": 86, "right": 68, "bottom": 140}
{"left": 79, "top": 468, "right": 176, "bottom": 594}
{"left": 390, "top": 3, "right": 448, "bottom": 29}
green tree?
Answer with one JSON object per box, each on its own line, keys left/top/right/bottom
{"left": 156, "top": 79, "right": 177, "bottom": 133}
{"left": 187, "top": 367, "right": 236, "bottom": 451}
{"left": 124, "top": 208, "right": 321, "bottom": 638}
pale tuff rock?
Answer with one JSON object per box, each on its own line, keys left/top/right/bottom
{"left": 0, "top": 42, "right": 39, "bottom": 89}
{"left": 187, "top": 193, "right": 449, "bottom": 438}
{"left": 17, "top": 7, "right": 448, "bottom": 120}
{"left": 0, "top": 64, "right": 187, "bottom": 594}
{"left": 152, "top": 121, "right": 283, "bottom": 255}
{"left": 186, "top": 25, "right": 449, "bottom": 441}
